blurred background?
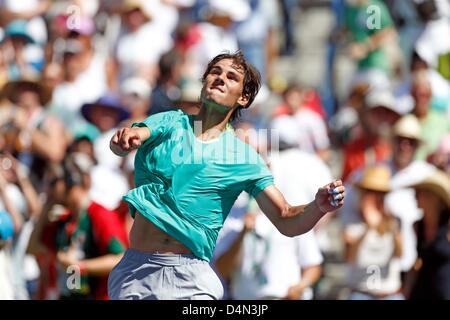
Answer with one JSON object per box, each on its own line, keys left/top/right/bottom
{"left": 0, "top": 0, "right": 449, "bottom": 300}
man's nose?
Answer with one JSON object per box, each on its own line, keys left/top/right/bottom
{"left": 213, "top": 74, "right": 225, "bottom": 85}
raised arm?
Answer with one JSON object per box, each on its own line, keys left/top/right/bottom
{"left": 255, "top": 180, "right": 345, "bottom": 237}
{"left": 110, "top": 126, "right": 151, "bottom": 157}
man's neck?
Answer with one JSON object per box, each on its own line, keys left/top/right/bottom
{"left": 193, "top": 100, "right": 236, "bottom": 140}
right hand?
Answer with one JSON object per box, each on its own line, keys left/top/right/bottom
{"left": 110, "top": 127, "right": 144, "bottom": 156}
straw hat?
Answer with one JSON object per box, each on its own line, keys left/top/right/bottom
{"left": 2, "top": 78, "right": 52, "bottom": 106}
{"left": 354, "top": 165, "right": 391, "bottom": 193}
{"left": 409, "top": 170, "right": 450, "bottom": 208}
{"left": 392, "top": 114, "right": 423, "bottom": 141}
{"left": 121, "top": 0, "right": 152, "bottom": 21}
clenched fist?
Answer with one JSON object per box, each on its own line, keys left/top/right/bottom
{"left": 314, "top": 180, "right": 345, "bottom": 214}
{"left": 110, "top": 127, "right": 150, "bottom": 156}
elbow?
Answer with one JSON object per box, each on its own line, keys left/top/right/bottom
{"left": 276, "top": 224, "right": 298, "bottom": 238}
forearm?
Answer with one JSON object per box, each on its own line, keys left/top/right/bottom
{"left": 276, "top": 201, "right": 326, "bottom": 237}
{"left": 17, "top": 176, "right": 42, "bottom": 218}
{"left": 26, "top": 201, "right": 53, "bottom": 255}
{"left": 29, "top": 130, "right": 66, "bottom": 162}
{"left": 79, "top": 253, "right": 124, "bottom": 276}
{"left": 297, "top": 265, "right": 322, "bottom": 292}
{"left": 366, "top": 28, "right": 395, "bottom": 51}
{"left": 215, "top": 230, "right": 246, "bottom": 280}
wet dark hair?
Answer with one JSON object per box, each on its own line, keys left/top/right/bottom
{"left": 201, "top": 51, "right": 261, "bottom": 121}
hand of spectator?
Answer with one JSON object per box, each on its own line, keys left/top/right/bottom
{"left": 57, "top": 248, "right": 79, "bottom": 270}
{"left": 314, "top": 180, "right": 345, "bottom": 214}
{"left": 347, "top": 42, "right": 369, "bottom": 60}
{"left": 243, "top": 212, "right": 257, "bottom": 233}
{"left": 110, "top": 127, "right": 146, "bottom": 156}
{"left": 12, "top": 107, "right": 28, "bottom": 131}
{"left": 284, "top": 284, "right": 304, "bottom": 300}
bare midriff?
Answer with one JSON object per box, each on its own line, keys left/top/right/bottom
{"left": 129, "top": 211, "right": 192, "bottom": 254}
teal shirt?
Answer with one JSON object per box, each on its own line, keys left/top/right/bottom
{"left": 123, "top": 110, "right": 274, "bottom": 261}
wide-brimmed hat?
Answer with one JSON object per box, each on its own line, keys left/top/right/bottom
{"left": 207, "top": 0, "right": 251, "bottom": 22}
{"left": 392, "top": 114, "right": 423, "bottom": 141}
{"left": 81, "top": 93, "right": 130, "bottom": 124}
{"left": 121, "top": 0, "right": 152, "bottom": 21}
{"left": 408, "top": 170, "right": 450, "bottom": 208}
{"left": 354, "top": 164, "right": 391, "bottom": 193}
{"left": 3, "top": 20, "right": 34, "bottom": 44}
{"left": 2, "top": 78, "right": 52, "bottom": 106}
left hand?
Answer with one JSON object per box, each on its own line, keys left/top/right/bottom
{"left": 315, "top": 180, "right": 345, "bottom": 214}
{"left": 284, "top": 284, "right": 304, "bottom": 300}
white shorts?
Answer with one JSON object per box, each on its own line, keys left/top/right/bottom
{"left": 108, "top": 249, "right": 224, "bottom": 300}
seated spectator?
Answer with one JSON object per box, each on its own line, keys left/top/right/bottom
{"left": 343, "top": 164, "right": 403, "bottom": 300}
{"left": 405, "top": 169, "right": 450, "bottom": 300}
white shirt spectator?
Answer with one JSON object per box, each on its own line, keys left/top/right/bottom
{"left": 50, "top": 52, "right": 109, "bottom": 134}
{"left": 185, "top": 22, "right": 239, "bottom": 81}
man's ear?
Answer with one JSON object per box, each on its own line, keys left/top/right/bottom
{"left": 237, "top": 94, "right": 249, "bottom": 108}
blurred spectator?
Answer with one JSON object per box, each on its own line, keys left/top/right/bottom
{"left": 270, "top": 83, "right": 331, "bottom": 162}
{"left": 50, "top": 24, "right": 114, "bottom": 137}
{"left": 80, "top": 93, "right": 130, "bottom": 211}
{"left": 329, "top": 82, "right": 370, "bottom": 146}
{"left": 176, "top": 78, "right": 202, "bottom": 115}
{"left": 394, "top": 50, "right": 450, "bottom": 116}
{"left": 114, "top": 0, "right": 173, "bottom": 84}
{"left": 405, "top": 169, "right": 450, "bottom": 300}
{"left": 341, "top": 89, "right": 401, "bottom": 182}
{"left": 2, "top": 78, "right": 67, "bottom": 191}
{"left": 150, "top": 49, "right": 183, "bottom": 114}
{"left": 343, "top": 164, "right": 403, "bottom": 300}
{"left": 343, "top": 0, "right": 399, "bottom": 86}
{"left": 0, "top": 210, "right": 14, "bottom": 299}
{"left": 279, "top": 0, "right": 297, "bottom": 56}
{"left": 183, "top": 0, "right": 249, "bottom": 81}
{"left": 410, "top": 70, "right": 450, "bottom": 160}
{"left": 1, "top": 20, "right": 40, "bottom": 81}
{"left": 427, "top": 133, "right": 450, "bottom": 173}
{"left": 235, "top": 0, "right": 272, "bottom": 83}
{"left": 120, "top": 77, "right": 152, "bottom": 125}
{"left": 0, "top": 153, "right": 41, "bottom": 299}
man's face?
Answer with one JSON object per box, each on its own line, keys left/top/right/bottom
{"left": 201, "top": 58, "right": 248, "bottom": 111}
{"left": 393, "top": 136, "right": 419, "bottom": 168}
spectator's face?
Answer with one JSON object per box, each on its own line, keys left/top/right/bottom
{"left": 124, "top": 9, "right": 148, "bottom": 31}
{"left": 89, "top": 105, "right": 120, "bottom": 132}
{"left": 412, "top": 83, "right": 431, "bottom": 117}
{"left": 122, "top": 94, "right": 149, "bottom": 117}
{"left": 284, "top": 88, "right": 304, "bottom": 112}
{"left": 201, "top": 58, "right": 248, "bottom": 111}
{"left": 393, "top": 136, "right": 419, "bottom": 168}
{"left": 16, "top": 90, "right": 41, "bottom": 110}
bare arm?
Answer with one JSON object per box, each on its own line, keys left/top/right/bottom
{"left": 110, "top": 126, "right": 151, "bottom": 157}
{"left": 57, "top": 251, "right": 124, "bottom": 276}
{"left": 255, "top": 180, "right": 345, "bottom": 237}
{"left": 214, "top": 213, "right": 257, "bottom": 280}
{"left": 285, "top": 264, "right": 322, "bottom": 300}
{"left": 13, "top": 158, "right": 42, "bottom": 219}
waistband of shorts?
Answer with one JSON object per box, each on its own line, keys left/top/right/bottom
{"left": 123, "top": 248, "right": 207, "bottom": 266}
